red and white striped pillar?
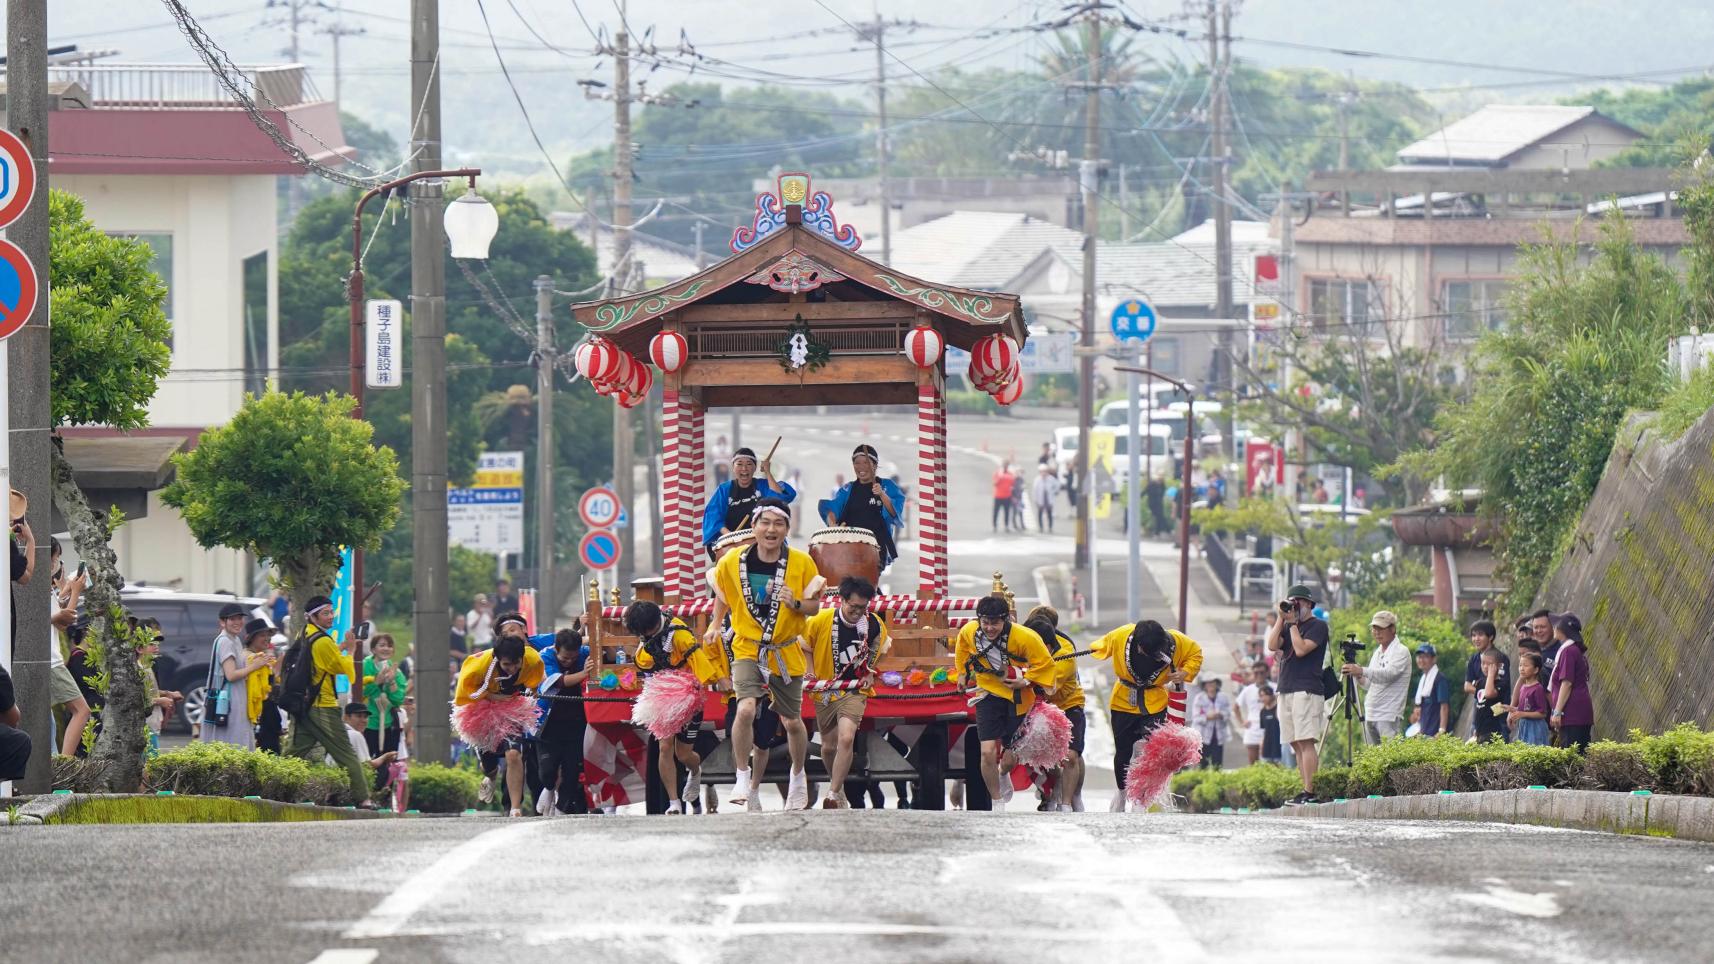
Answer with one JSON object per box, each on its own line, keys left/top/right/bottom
{"left": 661, "top": 388, "right": 683, "bottom": 602}
{"left": 680, "top": 401, "right": 706, "bottom": 598}
{"left": 916, "top": 383, "right": 949, "bottom": 597}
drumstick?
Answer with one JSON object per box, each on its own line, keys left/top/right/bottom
{"left": 764, "top": 436, "right": 782, "bottom": 463}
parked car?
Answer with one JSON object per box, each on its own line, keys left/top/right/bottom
{"left": 120, "top": 588, "right": 267, "bottom": 733}
{"left": 1051, "top": 426, "right": 1080, "bottom": 477}
{"left": 1108, "top": 425, "right": 1176, "bottom": 488}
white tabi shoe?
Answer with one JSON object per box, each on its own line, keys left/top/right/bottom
{"left": 786, "top": 770, "right": 809, "bottom": 811}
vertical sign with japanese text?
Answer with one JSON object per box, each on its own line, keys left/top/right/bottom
{"left": 365, "top": 299, "right": 402, "bottom": 389}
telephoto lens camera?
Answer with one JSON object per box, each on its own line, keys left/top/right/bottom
{"left": 1339, "top": 633, "right": 1366, "bottom": 663}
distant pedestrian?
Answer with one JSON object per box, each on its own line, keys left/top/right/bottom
{"left": 1345, "top": 610, "right": 1410, "bottom": 744}
{"left": 363, "top": 634, "right": 409, "bottom": 759}
{"left": 1529, "top": 609, "right": 1557, "bottom": 679}
{"left": 466, "top": 594, "right": 495, "bottom": 649}
{"left": 1234, "top": 662, "right": 1267, "bottom": 764}
{"left": 991, "top": 465, "right": 1017, "bottom": 532}
{"left": 492, "top": 580, "right": 521, "bottom": 619}
{"left": 1032, "top": 465, "right": 1060, "bottom": 533}
{"left": 201, "top": 602, "right": 267, "bottom": 749}
{"left": 1507, "top": 652, "right": 1551, "bottom": 746}
{"left": 285, "top": 595, "right": 374, "bottom": 808}
{"left": 242, "top": 621, "right": 283, "bottom": 754}
{"left": 1191, "top": 678, "right": 1230, "bottom": 770}
{"left": 1548, "top": 614, "right": 1594, "bottom": 753}
{"left": 1258, "top": 687, "right": 1281, "bottom": 764}
{"left": 1008, "top": 466, "right": 1027, "bottom": 531}
{"left": 1466, "top": 620, "right": 1510, "bottom": 744}
{"left": 1410, "top": 643, "right": 1450, "bottom": 737}
{"left": 1267, "top": 585, "right": 1329, "bottom": 804}
{"left": 1038, "top": 441, "right": 1054, "bottom": 467}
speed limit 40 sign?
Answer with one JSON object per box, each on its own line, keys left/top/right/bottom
{"left": 579, "top": 486, "right": 621, "bottom": 529}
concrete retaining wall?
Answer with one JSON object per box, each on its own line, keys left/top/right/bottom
{"left": 1282, "top": 789, "right": 1714, "bottom": 841}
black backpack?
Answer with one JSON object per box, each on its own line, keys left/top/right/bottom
{"left": 277, "top": 629, "right": 330, "bottom": 720}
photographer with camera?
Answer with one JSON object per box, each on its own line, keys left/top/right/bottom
{"left": 1266, "top": 586, "right": 1329, "bottom": 805}
{"left": 1340, "top": 611, "right": 1410, "bottom": 744}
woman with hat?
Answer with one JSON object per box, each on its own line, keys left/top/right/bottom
{"left": 239, "top": 620, "right": 285, "bottom": 753}
{"left": 200, "top": 603, "right": 275, "bottom": 748}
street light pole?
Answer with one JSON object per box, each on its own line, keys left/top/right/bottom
{"left": 1118, "top": 366, "right": 1192, "bottom": 634}
{"left": 534, "top": 275, "right": 556, "bottom": 625}
{"left": 347, "top": 166, "right": 480, "bottom": 691}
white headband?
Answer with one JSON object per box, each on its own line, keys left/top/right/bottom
{"left": 753, "top": 504, "right": 791, "bottom": 524}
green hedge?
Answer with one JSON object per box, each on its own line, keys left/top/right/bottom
{"left": 1177, "top": 724, "right": 1714, "bottom": 812}
{"left": 410, "top": 763, "right": 481, "bottom": 813}
{"left": 76, "top": 742, "right": 363, "bottom": 807}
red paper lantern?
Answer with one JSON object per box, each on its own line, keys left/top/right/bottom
{"left": 577, "top": 337, "right": 622, "bottom": 385}
{"left": 972, "top": 358, "right": 1019, "bottom": 394}
{"left": 624, "top": 360, "right": 653, "bottom": 397}
{"left": 618, "top": 390, "right": 645, "bottom": 409}
{"left": 993, "top": 374, "right": 1024, "bottom": 406}
{"left": 649, "top": 330, "right": 688, "bottom": 373}
{"left": 970, "top": 333, "right": 1018, "bottom": 381}
{"left": 902, "top": 325, "right": 944, "bottom": 369}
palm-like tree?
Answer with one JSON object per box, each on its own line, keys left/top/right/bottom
{"left": 476, "top": 384, "right": 536, "bottom": 451}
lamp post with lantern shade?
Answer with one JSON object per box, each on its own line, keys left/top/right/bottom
{"left": 345, "top": 169, "right": 495, "bottom": 674}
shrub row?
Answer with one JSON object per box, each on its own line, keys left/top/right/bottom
{"left": 53, "top": 743, "right": 484, "bottom": 814}
{"left": 1175, "top": 723, "right": 1714, "bottom": 813}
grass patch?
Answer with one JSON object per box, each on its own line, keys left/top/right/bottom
{"left": 47, "top": 796, "right": 346, "bottom": 825}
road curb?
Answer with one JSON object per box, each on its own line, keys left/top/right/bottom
{"left": 1280, "top": 788, "right": 1714, "bottom": 841}
{"left": 15, "top": 793, "right": 391, "bottom": 824}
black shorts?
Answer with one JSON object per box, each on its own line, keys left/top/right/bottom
{"left": 669, "top": 712, "right": 703, "bottom": 744}
{"left": 974, "top": 694, "right": 1024, "bottom": 745}
{"left": 724, "top": 698, "right": 786, "bottom": 750}
{"left": 478, "top": 738, "right": 525, "bottom": 773}
{"left": 1064, "top": 706, "right": 1087, "bottom": 756}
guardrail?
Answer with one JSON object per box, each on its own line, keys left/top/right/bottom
{"left": 44, "top": 63, "right": 321, "bottom": 109}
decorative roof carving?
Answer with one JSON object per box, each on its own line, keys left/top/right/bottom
{"left": 744, "top": 250, "right": 847, "bottom": 293}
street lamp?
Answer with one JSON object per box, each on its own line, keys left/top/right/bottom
{"left": 1117, "top": 365, "right": 1193, "bottom": 635}
{"left": 347, "top": 168, "right": 485, "bottom": 678}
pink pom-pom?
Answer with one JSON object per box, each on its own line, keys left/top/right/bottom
{"left": 1010, "top": 701, "right": 1073, "bottom": 769}
{"left": 632, "top": 669, "right": 705, "bottom": 741}
{"left": 451, "top": 696, "right": 543, "bottom": 754}
{"left": 1124, "top": 723, "right": 1203, "bottom": 809}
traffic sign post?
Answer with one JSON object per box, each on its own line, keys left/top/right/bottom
{"left": 1109, "top": 297, "right": 1157, "bottom": 623}
{"left": 578, "top": 486, "right": 621, "bottom": 529}
{"left": 579, "top": 529, "right": 621, "bottom": 571}
{"left": 0, "top": 126, "right": 38, "bottom": 797}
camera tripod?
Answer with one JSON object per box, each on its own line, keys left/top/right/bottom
{"left": 1319, "top": 672, "right": 1364, "bottom": 764}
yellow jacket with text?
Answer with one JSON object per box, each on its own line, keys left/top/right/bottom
{"left": 953, "top": 620, "right": 1055, "bottom": 716}
{"left": 634, "top": 619, "right": 723, "bottom": 685}
{"left": 1047, "top": 630, "right": 1086, "bottom": 711}
{"left": 801, "top": 608, "right": 890, "bottom": 698}
{"left": 1091, "top": 624, "right": 1202, "bottom": 715}
{"left": 454, "top": 646, "right": 546, "bottom": 706}
{"left": 711, "top": 545, "right": 821, "bottom": 677}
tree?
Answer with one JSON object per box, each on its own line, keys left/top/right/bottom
{"left": 162, "top": 392, "right": 406, "bottom": 638}
{"left": 1395, "top": 214, "right": 1691, "bottom": 604}
{"left": 1567, "top": 77, "right": 1714, "bottom": 168}
{"left": 47, "top": 190, "right": 173, "bottom": 789}
{"left": 1194, "top": 497, "right": 1398, "bottom": 603}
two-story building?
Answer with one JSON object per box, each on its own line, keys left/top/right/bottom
{"left": 1293, "top": 104, "right": 1684, "bottom": 346}
{"left": 5, "top": 62, "right": 350, "bottom": 594}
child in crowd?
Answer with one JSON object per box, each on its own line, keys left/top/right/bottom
{"left": 1258, "top": 686, "right": 1282, "bottom": 764}
{"left": 1507, "top": 652, "right": 1551, "bottom": 746}
{"left": 1473, "top": 648, "right": 1510, "bottom": 743}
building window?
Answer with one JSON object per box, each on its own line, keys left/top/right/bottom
{"left": 1307, "top": 278, "right": 1382, "bottom": 333}
{"left": 1443, "top": 279, "right": 1510, "bottom": 338}
{"left": 242, "top": 251, "right": 269, "bottom": 398}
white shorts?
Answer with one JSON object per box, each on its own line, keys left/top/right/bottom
{"left": 1277, "top": 690, "right": 1326, "bottom": 745}
{"left": 1242, "top": 727, "right": 1264, "bottom": 747}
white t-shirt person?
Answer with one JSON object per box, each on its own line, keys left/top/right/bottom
{"left": 1235, "top": 683, "right": 1264, "bottom": 747}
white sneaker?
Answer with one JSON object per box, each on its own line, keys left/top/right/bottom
{"left": 478, "top": 776, "right": 495, "bottom": 804}
{"left": 666, "top": 800, "right": 684, "bottom": 815}
{"left": 786, "top": 770, "right": 809, "bottom": 811}
{"left": 682, "top": 769, "right": 702, "bottom": 806}
{"left": 537, "top": 789, "right": 556, "bottom": 816}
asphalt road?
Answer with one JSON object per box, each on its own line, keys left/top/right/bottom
{"left": 4, "top": 811, "right": 1711, "bottom": 963}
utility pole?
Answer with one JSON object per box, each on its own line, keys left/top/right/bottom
{"left": 534, "top": 276, "right": 557, "bottom": 626}
{"left": 409, "top": 0, "right": 452, "bottom": 765}
{"left": 1337, "top": 72, "right": 1356, "bottom": 215}
{"left": 7, "top": 0, "right": 53, "bottom": 795}
{"left": 1073, "top": 8, "right": 1102, "bottom": 574}
{"left": 1209, "top": 0, "right": 1236, "bottom": 458}
{"left": 611, "top": 9, "right": 637, "bottom": 591}
{"left": 266, "top": 0, "right": 324, "bottom": 63}
{"left": 319, "top": 4, "right": 364, "bottom": 105}
{"left": 867, "top": 13, "right": 892, "bottom": 266}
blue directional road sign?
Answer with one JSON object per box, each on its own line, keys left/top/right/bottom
{"left": 1109, "top": 298, "right": 1157, "bottom": 344}
{"left": 580, "top": 529, "right": 621, "bottom": 570}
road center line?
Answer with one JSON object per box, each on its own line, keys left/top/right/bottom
{"left": 344, "top": 822, "right": 543, "bottom": 939}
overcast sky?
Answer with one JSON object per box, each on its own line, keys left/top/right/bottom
{"left": 9, "top": 1, "right": 1711, "bottom": 179}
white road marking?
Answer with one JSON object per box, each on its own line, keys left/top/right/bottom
{"left": 343, "top": 822, "right": 543, "bottom": 939}
{"left": 1455, "top": 885, "right": 1562, "bottom": 918}
{"left": 305, "top": 951, "right": 379, "bottom": 964}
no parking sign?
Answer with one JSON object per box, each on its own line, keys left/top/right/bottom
{"left": 0, "top": 127, "right": 39, "bottom": 341}
{"left": 579, "top": 529, "right": 621, "bottom": 571}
